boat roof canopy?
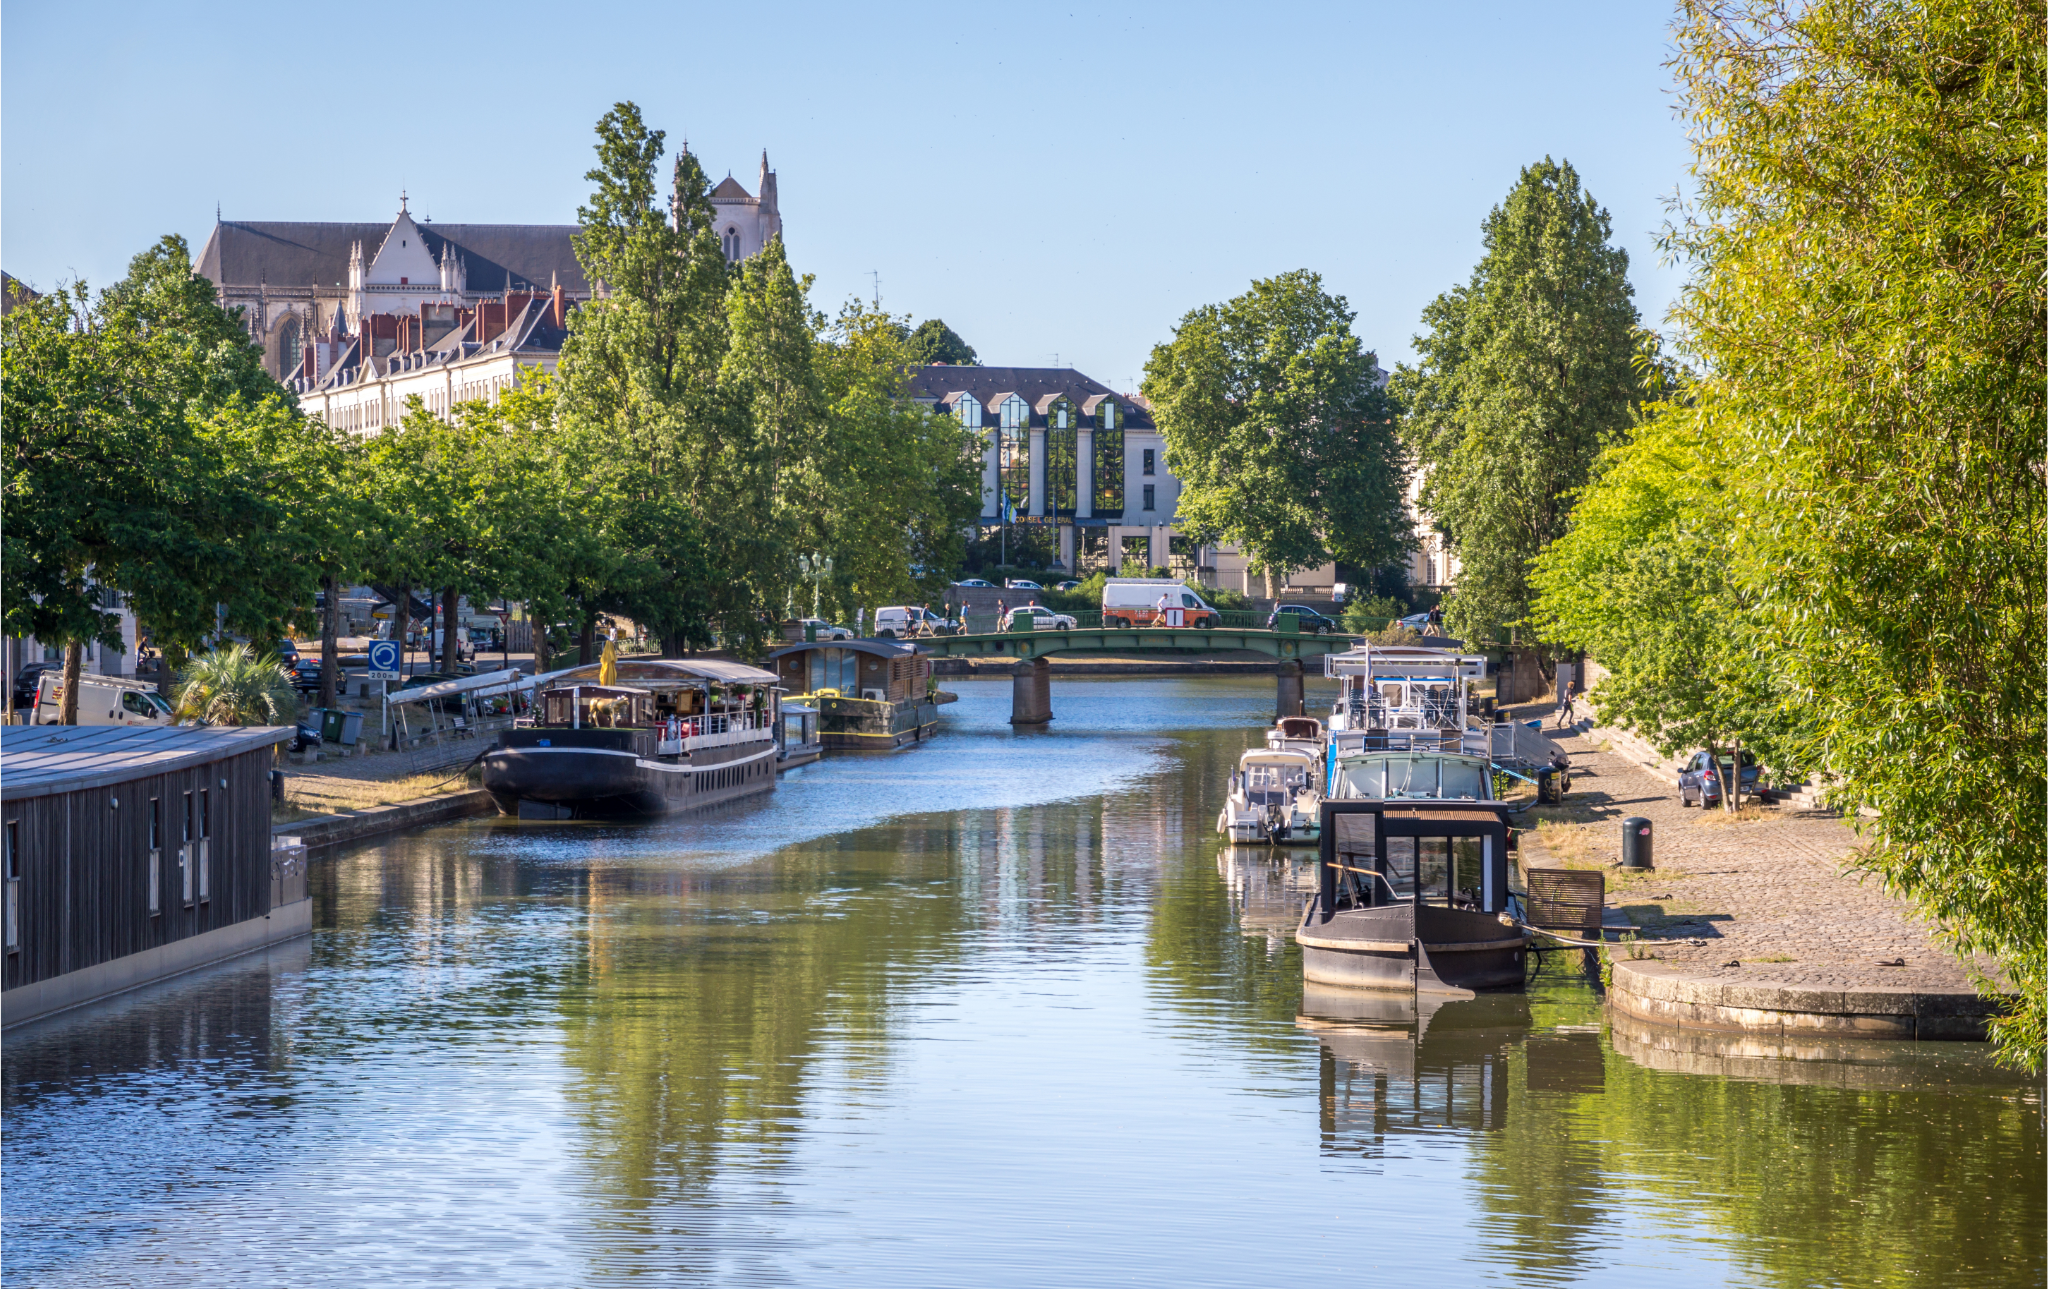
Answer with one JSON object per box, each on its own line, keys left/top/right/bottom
{"left": 766, "top": 639, "right": 922, "bottom": 662}
{"left": 1240, "top": 748, "right": 1319, "bottom": 765}
{"left": 1323, "top": 645, "right": 1486, "bottom": 681}
{"left": 537, "top": 658, "right": 780, "bottom": 688}
{"left": 384, "top": 665, "right": 534, "bottom": 707}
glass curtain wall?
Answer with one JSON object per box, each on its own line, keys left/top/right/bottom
{"left": 1046, "top": 398, "right": 1077, "bottom": 514}
{"left": 1094, "top": 398, "right": 1124, "bottom": 516}
{"left": 999, "top": 396, "right": 1031, "bottom": 515}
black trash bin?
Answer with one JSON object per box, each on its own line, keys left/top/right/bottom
{"left": 1621, "top": 816, "right": 1653, "bottom": 869}
{"left": 1536, "top": 769, "right": 1559, "bottom": 804}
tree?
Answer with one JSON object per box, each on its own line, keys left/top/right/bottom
{"left": 1395, "top": 159, "right": 1646, "bottom": 641}
{"left": 904, "top": 318, "right": 977, "bottom": 366}
{"left": 1530, "top": 406, "right": 1809, "bottom": 806}
{"left": 171, "top": 645, "right": 300, "bottom": 726}
{"left": 2, "top": 237, "right": 333, "bottom": 718}
{"left": 1143, "top": 270, "right": 1410, "bottom": 598}
{"left": 1662, "top": 0, "right": 2044, "bottom": 1066}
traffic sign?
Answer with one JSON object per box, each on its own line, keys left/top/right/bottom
{"left": 367, "top": 639, "right": 401, "bottom": 681}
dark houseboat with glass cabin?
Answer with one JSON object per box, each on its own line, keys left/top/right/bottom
{"left": 765, "top": 639, "right": 939, "bottom": 749}
{"left": 481, "top": 658, "right": 782, "bottom": 818}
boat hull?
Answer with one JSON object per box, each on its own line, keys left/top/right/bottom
{"left": 481, "top": 728, "right": 778, "bottom": 818}
{"left": 818, "top": 696, "right": 940, "bottom": 750}
{"left": 1297, "top": 901, "right": 1528, "bottom": 992}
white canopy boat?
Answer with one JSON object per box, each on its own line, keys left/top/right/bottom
{"left": 1217, "top": 746, "right": 1323, "bottom": 845}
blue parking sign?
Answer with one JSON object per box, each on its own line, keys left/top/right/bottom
{"left": 367, "top": 639, "right": 401, "bottom": 680}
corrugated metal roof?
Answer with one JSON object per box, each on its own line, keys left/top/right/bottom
{"left": 1, "top": 726, "right": 293, "bottom": 801}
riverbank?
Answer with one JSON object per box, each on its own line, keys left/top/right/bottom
{"left": 1511, "top": 703, "right": 2002, "bottom": 1040}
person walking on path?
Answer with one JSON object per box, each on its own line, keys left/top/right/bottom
{"left": 1553, "top": 662, "right": 1578, "bottom": 730}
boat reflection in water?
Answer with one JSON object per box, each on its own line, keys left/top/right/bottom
{"left": 1216, "top": 845, "right": 1319, "bottom": 949}
{"left": 1297, "top": 984, "right": 1545, "bottom": 1150}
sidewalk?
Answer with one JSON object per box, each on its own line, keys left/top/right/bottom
{"left": 1512, "top": 702, "right": 1998, "bottom": 1039}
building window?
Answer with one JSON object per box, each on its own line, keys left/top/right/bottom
{"left": 148, "top": 798, "right": 162, "bottom": 916}
{"left": 4, "top": 820, "right": 18, "bottom": 953}
{"left": 1143, "top": 484, "right": 1156, "bottom": 511}
{"left": 1094, "top": 399, "right": 1123, "bottom": 516}
{"left": 954, "top": 394, "right": 982, "bottom": 429}
{"left": 198, "top": 789, "right": 211, "bottom": 904}
{"left": 1046, "top": 398, "right": 1077, "bottom": 514}
{"left": 1142, "top": 449, "right": 1156, "bottom": 476}
{"left": 181, "top": 792, "right": 195, "bottom": 907}
{"left": 999, "top": 395, "right": 1030, "bottom": 515}
{"left": 724, "top": 228, "right": 741, "bottom": 262}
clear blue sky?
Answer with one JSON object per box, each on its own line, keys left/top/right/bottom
{"left": 3, "top": 0, "right": 1693, "bottom": 392}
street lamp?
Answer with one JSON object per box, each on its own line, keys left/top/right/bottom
{"left": 798, "top": 552, "right": 834, "bottom": 619}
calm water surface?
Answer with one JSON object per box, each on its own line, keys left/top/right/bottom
{"left": 5, "top": 677, "right": 2041, "bottom": 1287}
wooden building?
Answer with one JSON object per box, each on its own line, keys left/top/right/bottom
{"left": 766, "top": 640, "right": 939, "bottom": 749}
{"left": 1, "top": 725, "right": 307, "bottom": 1027}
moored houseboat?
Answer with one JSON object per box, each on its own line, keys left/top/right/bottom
{"left": 481, "top": 658, "right": 782, "bottom": 819}
{"left": 765, "top": 639, "right": 939, "bottom": 749}
{"left": 1296, "top": 798, "right": 1529, "bottom": 995}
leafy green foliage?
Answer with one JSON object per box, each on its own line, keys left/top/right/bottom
{"left": 904, "top": 318, "right": 977, "bottom": 366}
{"left": 1395, "top": 159, "right": 1649, "bottom": 641}
{"left": 1531, "top": 409, "right": 1809, "bottom": 782}
{"left": 2, "top": 237, "right": 336, "bottom": 658}
{"left": 1655, "top": 0, "right": 2043, "bottom": 1065}
{"left": 557, "top": 103, "right": 982, "bottom": 652}
{"left": 172, "top": 646, "right": 300, "bottom": 726}
{"left": 1144, "top": 270, "right": 1411, "bottom": 595}
{"left": 1341, "top": 594, "right": 1407, "bottom": 634}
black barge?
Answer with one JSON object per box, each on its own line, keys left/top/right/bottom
{"left": 481, "top": 659, "right": 783, "bottom": 819}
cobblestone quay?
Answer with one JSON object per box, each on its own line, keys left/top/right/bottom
{"left": 1523, "top": 712, "right": 2001, "bottom": 1040}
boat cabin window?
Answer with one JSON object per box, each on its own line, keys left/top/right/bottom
{"left": 1242, "top": 762, "right": 1305, "bottom": 805}
{"left": 806, "top": 648, "right": 862, "bottom": 695}
{"left": 1373, "top": 836, "right": 1487, "bottom": 907}
{"left": 1336, "top": 755, "right": 1488, "bottom": 801}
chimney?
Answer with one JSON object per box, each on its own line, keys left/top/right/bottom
{"left": 551, "top": 273, "right": 564, "bottom": 330}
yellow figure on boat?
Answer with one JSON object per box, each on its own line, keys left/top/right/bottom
{"left": 598, "top": 628, "right": 619, "bottom": 687}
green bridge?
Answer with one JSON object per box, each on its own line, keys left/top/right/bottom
{"left": 908, "top": 620, "right": 1361, "bottom": 724}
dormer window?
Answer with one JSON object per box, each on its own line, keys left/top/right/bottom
{"left": 954, "top": 394, "right": 982, "bottom": 429}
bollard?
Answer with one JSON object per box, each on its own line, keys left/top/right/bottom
{"left": 269, "top": 769, "right": 284, "bottom": 801}
{"left": 1621, "top": 815, "right": 1653, "bottom": 869}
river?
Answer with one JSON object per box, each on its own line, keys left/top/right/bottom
{"left": 4, "top": 676, "right": 2041, "bottom": 1287}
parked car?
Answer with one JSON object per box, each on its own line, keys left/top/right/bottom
{"left": 874, "top": 606, "right": 957, "bottom": 638}
{"left": 1679, "top": 749, "right": 1765, "bottom": 807}
{"left": 1001, "top": 605, "right": 1077, "bottom": 631}
{"left": 1004, "top": 578, "right": 1044, "bottom": 591}
{"left": 1266, "top": 604, "right": 1342, "bottom": 635}
{"left": 1399, "top": 612, "right": 1433, "bottom": 632}
{"left": 13, "top": 662, "right": 53, "bottom": 710}
{"left": 796, "top": 617, "right": 853, "bottom": 641}
{"left": 953, "top": 578, "right": 995, "bottom": 589}
{"left": 1100, "top": 578, "right": 1221, "bottom": 629}
{"left": 291, "top": 653, "right": 370, "bottom": 695}
{"left": 1053, "top": 580, "right": 1082, "bottom": 591}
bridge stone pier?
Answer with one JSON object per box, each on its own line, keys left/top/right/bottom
{"left": 1276, "top": 658, "right": 1305, "bottom": 719}
{"left": 1010, "top": 657, "right": 1053, "bottom": 725}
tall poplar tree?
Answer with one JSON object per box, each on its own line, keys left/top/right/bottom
{"left": 1144, "top": 270, "right": 1410, "bottom": 595}
{"left": 1395, "top": 159, "right": 1645, "bottom": 640}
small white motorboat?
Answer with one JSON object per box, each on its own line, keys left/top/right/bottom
{"left": 1217, "top": 747, "right": 1323, "bottom": 845}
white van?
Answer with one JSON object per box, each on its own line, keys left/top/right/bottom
{"left": 874, "top": 606, "right": 958, "bottom": 638}
{"left": 1101, "top": 578, "right": 1221, "bottom": 629}
{"left": 33, "top": 673, "right": 176, "bottom": 726}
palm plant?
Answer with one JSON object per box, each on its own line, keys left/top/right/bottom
{"left": 172, "top": 646, "right": 301, "bottom": 726}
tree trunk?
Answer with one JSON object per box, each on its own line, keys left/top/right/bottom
{"left": 320, "top": 571, "right": 340, "bottom": 711}
{"left": 442, "top": 587, "right": 459, "bottom": 674}
{"left": 394, "top": 582, "right": 411, "bottom": 680}
{"left": 1263, "top": 565, "right": 1280, "bottom": 600}
{"left": 59, "top": 640, "right": 83, "bottom": 724}
{"left": 1726, "top": 736, "right": 1742, "bottom": 815}
{"left": 531, "top": 604, "right": 550, "bottom": 673}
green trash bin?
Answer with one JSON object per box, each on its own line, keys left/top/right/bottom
{"left": 318, "top": 707, "right": 347, "bottom": 743}
{"left": 1274, "top": 613, "right": 1301, "bottom": 635}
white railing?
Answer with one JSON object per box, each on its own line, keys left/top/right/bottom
{"left": 652, "top": 710, "right": 775, "bottom": 755}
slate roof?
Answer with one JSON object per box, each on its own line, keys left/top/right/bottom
{"left": 1, "top": 725, "right": 293, "bottom": 801}
{"left": 901, "top": 366, "right": 1153, "bottom": 429}
{"left": 709, "top": 176, "right": 754, "bottom": 201}
{"left": 196, "top": 220, "right": 589, "bottom": 295}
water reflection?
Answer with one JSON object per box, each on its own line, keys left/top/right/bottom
{"left": 2, "top": 677, "right": 2040, "bottom": 1288}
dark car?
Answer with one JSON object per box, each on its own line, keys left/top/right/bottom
{"left": 1679, "top": 749, "right": 1765, "bottom": 807}
{"left": 291, "top": 653, "right": 369, "bottom": 695}
{"left": 12, "top": 663, "right": 52, "bottom": 709}
{"left": 1266, "top": 604, "right": 1341, "bottom": 635}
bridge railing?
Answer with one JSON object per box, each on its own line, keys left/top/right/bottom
{"left": 941, "top": 607, "right": 1322, "bottom": 636}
